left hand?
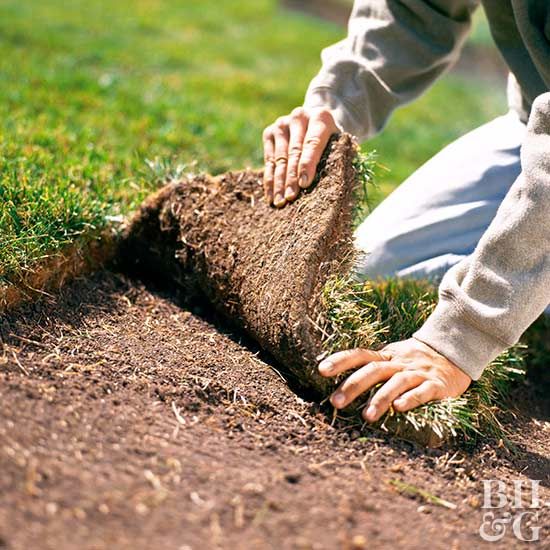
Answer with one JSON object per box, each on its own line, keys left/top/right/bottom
{"left": 318, "top": 338, "right": 471, "bottom": 422}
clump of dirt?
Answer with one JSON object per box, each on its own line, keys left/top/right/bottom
{"left": 120, "top": 134, "right": 358, "bottom": 397}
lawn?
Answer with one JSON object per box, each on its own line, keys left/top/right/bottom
{"left": 0, "top": 0, "right": 506, "bottom": 286}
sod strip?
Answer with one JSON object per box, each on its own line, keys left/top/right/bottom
{"left": 120, "top": 133, "right": 525, "bottom": 447}
{"left": 120, "top": 134, "right": 359, "bottom": 397}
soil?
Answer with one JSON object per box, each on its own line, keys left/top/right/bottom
{"left": 1, "top": 271, "right": 549, "bottom": 549}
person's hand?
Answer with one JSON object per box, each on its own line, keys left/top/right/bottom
{"left": 262, "top": 107, "right": 339, "bottom": 208}
{"left": 318, "top": 338, "right": 471, "bottom": 422}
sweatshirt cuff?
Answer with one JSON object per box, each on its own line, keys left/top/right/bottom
{"left": 303, "top": 86, "right": 369, "bottom": 141}
{"left": 413, "top": 297, "right": 510, "bottom": 381}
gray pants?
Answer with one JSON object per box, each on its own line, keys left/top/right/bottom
{"left": 354, "top": 111, "right": 527, "bottom": 281}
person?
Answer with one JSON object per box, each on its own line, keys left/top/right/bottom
{"left": 262, "top": 0, "right": 550, "bottom": 424}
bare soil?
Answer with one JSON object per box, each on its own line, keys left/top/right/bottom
{"left": 0, "top": 271, "right": 549, "bottom": 550}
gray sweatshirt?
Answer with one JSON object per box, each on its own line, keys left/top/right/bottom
{"left": 304, "top": 0, "right": 550, "bottom": 380}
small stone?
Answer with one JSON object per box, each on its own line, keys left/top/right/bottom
{"left": 242, "top": 482, "right": 265, "bottom": 495}
{"left": 467, "top": 495, "right": 481, "bottom": 509}
{"left": 417, "top": 505, "right": 431, "bottom": 514}
{"left": 351, "top": 534, "right": 367, "bottom": 549}
{"left": 74, "top": 507, "right": 86, "bottom": 520}
{"left": 135, "top": 502, "right": 149, "bottom": 516}
{"left": 45, "top": 502, "right": 58, "bottom": 516}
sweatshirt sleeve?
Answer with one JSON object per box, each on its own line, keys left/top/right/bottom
{"left": 414, "top": 92, "right": 550, "bottom": 380}
{"left": 303, "top": 0, "right": 479, "bottom": 140}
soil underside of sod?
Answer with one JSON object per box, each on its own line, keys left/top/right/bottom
{"left": 0, "top": 271, "right": 549, "bottom": 549}
{"left": 119, "top": 134, "right": 359, "bottom": 400}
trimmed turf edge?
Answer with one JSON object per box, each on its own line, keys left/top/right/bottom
{"left": 0, "top": 230, "right": 118, "bottom": 314}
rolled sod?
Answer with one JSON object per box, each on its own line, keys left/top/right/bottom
{"left": 120, "top": 134, "right": 523, "bottom": 447}
{"left": 120, "top": 134, "right": 357, "bottom": 397}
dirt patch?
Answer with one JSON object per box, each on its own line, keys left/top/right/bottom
{"left": 120, "top": 134, "right": 357, "bottom": 397}
{"left": 0, "top": 272, "right": 548, "bottom": 549}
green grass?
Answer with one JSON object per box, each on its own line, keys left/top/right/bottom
{"left": 1, "top": 0, "right": 506, "bottom": 284}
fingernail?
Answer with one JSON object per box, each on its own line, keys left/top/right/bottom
{"left": 285, "top": 187, "right": 296, "bottom": 200}
{"left": 331, "top": 393, "right": 346, "bottom": 408}
{"left": 274, "top": 194, "right": 285, "bottom": 207}
{"left": 318, "top": 360, "right": 333, "bottom": 374}
{"left": 299, "top": 173, "right": 309, "bottom": 188}
{"left": 364, "top": 404, "right": 377, "bottom": 421}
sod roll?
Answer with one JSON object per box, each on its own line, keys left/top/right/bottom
{"left": 119, "top": 134, "right": 358, "bottom": 397}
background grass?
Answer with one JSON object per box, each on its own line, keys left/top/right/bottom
{"left": 0, "top": 0, "right": 506, "bottom": 283}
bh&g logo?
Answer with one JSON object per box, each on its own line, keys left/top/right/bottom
{"left": 479, "top": 480, "right": 547, "bottom": 542}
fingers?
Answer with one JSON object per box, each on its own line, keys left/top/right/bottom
{"left": 392, "top": 381, "right": 440, "bottom": 413}
{"left": 330, "top": 361, "right": 400, "bottom": 409}
{"left": 262, "top": 117, "right": 290, "bottom": 207}
{"left": 272, "top": 117, "right": 290, "bottom": 208}
{"left": 363, "top": 371, "right": 424, "bottom": 422}
{"left": 262, "top": 128, "right": 275, "bottom": 205}
{"left": 318, "top": 348, "right": 392, "bottom": 377}
{"left": 323, "top": 338, "right": 470, "bottom": 421}
{"left": 284, "top": 108, "right": 307, "bottom": 202}
{"left": 298, "top": 110, "right": 336, "bottom": 189}
{"left": 262, "top": 107, "right": 337, "bottom": 206}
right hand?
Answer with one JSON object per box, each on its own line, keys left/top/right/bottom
{"left": 262, "top": 107, "right": 339, "bottom": 208}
